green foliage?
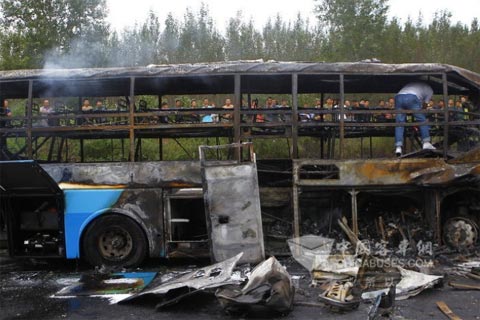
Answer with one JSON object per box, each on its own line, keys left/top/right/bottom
{"left": 225, "top": 13, "right": 264, "bottom": 60}
{"left": 0, "top": 0, "right": 109, "bottom": 69}
{"left": 1, "top": 1, "right": 480, "bottom": 161}
{"left": 160, "top": 13, "right": 180, "bottom": 64}
{"left": 315, "top": 0, "right": 389, "bottom": 61}
{"left": 1, "top": 0, "right": 479, "bottom": 72}
{"left": 175, "top": 5, "right": 225, "bottom": 63}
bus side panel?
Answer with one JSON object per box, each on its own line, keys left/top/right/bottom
{"left": 111, "top": 188, "right": 164, "bottom": 258}
{"left": 63, "top": 189, "right": 124, "bottom": 258}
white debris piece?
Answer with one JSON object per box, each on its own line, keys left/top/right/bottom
{"left": 362, "top": 267, "right": 442, "bottom": 300}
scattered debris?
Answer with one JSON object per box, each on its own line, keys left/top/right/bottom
{"left": 286, "top": 235, "right": 336, "bottom": 272}
{"left": 55, "top": 272, "right": 156, "bottom": 297}
{"left": 356, "top": 254, "right": 402, "bottom": 292}
{"left": 448, "top": 281, "right": 480, "bottom": 291}
{"left": 367, "top": 285, "right": 396, "bottom": 320}
{"left": 216, "top": 256, "right": 295, "bottom": 315}
{"left": 446, "top": 260, "right": 480, "bottom": 277}
{"left": 119, "top": 252, "right": 243, "bottom": 308}
{"left": 361, "top": 267, "right": 442, "bottom": 300}
{"left": 312, "top": 253, "right": 358, "bottom": 282}
{"left": 230, "top": 265, "right": 252, "bottom": 282}
{"left": 457, "top": 261, "right": 480, "bottom": 270}
{"left": 436, "top": 301, "right": 463, "bottom": 320}
{"left": 286, "top": 216, "right": 448, "bottom": 316}
{"left": 318, "top": 280, "right": 361, "bottom": 311}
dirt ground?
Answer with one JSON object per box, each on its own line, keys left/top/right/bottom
{"left": 1, "top": 250, "right": 479, "bottom": 320}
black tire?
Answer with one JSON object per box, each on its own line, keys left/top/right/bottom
{"left": 82, "top": 215, "right": 147, "bottom": 268}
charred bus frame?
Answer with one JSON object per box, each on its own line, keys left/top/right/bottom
{"left": 0, "top": 62, "right": 479, "bottom": 267}
{"left": 1, "top": 62, "right": 479, "bottom": 161}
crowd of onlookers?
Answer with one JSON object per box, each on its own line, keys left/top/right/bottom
{"left": 0, "top": 95, "right": 476, "bottom": 127}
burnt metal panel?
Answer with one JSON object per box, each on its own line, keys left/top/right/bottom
{"left": 42, "top": 161, "right": 202, "bottom": 187}
{"left": 448, "top": 147, "right": 480, "bottom": 164}
{"left": 200, "top": 144, "right": 265, "bottom": 264}
{"left": 0, "top": 160, "right": 62, "bottom": 195}
{"left": 111, "top": 188, "right": 164, "bottom": 258}
{"left": 293, "top": 158, "right": 480, "bottom": 188}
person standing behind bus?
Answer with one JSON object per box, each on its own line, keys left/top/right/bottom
{"left": 221, "top": 98, "right": 234, "bottom": 122}
{"left": 81, "top": 99, "right": 93, "bottom": 124}
{"left": 460, "top": 95, "right": 473, "bottom": 120}
{"left": 1, "top": 100, "right": 12, "bottom": 127}
{"left": 39, "top": 99, "right": 54, "bottom": 126}
{"left": 159, "top": 102, "right": 170, "bottom": 123}
{"left": 263, "top": 97, "right": 275, "bottom": 123}
{"left": 252, "top": 98, "right": 264, "bottom": 123}
{"left": 394, "top": 82, "right": 435, "bottom": 156}
{"left": 201, "top": 98, "right": 214, "bottom": 123}
{"left": 94, "top": 100, "right": 107, "bottom": 124}
{"left": 189, "top": 99, "right": 200, "bottom": 122}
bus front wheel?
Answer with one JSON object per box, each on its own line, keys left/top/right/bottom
{"left": 82, "top": 215, "right": 147, "bottom": 268}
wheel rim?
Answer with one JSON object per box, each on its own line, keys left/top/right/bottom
{"left": 444, "top": 217, "right": 478, "bottom": 248}
{"left": 98, "top": 226, "right": 133, "bottom": 261}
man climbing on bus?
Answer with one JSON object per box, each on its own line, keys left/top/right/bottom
{"left": 394, "top": 82, "right": 436, "bottom": 156}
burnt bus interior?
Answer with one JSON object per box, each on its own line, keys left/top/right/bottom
{"left": 164, "top": 188, "right": 210, "bottom": 258}
{"left": 0, "top": 62, "right": 479, "bottom": 259}
{"left": 297, "top": 188, "right": 431, "bottom": 240}
{"left": 0, "top": 161, "right": 64, "bottom": 257}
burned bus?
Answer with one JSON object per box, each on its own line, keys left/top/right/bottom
{"left": 0, "top": 61, "right": 479, "bottom": 267}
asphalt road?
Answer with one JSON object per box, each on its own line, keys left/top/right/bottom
{"left": 1, "top": 250, "right": 479, "bottom": 320}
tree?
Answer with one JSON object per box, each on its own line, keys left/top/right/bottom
{"left": 225, "top": 13, "right": 243, "bottom": 61}
{"left": 114, "top": 11, "right": 162, "bottom": 66}
{"left": 238, "top": 19, "right": 264, "bottom": 60}
{"left": 196, "top": 4, "right": 224, "bottom": 62}
{"left": 468, "top": 18, "right": 480, "bottom": 72}
{"left": 160, "top": 13, "right": 180, "bottom": 64}
{"left": 286, "top": 14, "right": 320, "bottom": 61}
{"left": 314, "top": 0, "right": 389, "bottom": 61}
{"left": 137, "top": 11, "right": 162, "bottom": 65}
{"left": 377, "top": 17, "right": 403, "bottom": 63}
{"left": 1, "top": 0, "right": 479, "bottom": 73}
{"left": 0, "top": 0, "right": 109, "bottom": 69}
{"left": 225, "top": 14, "right": 264, "bottom": 61}
{"left": 262, "top": 15, "right": 291, "bottom": 60}
{"left": 176, "top": 5, "right": 224, "bottom": 63}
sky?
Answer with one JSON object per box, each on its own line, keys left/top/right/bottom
{"left": 106, "top": 0, "right": 479, "bottom": 32}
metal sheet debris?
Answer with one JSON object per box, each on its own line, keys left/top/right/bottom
{"left": 288, "top": 235, "right": 360, "bottom": 282}
{"left": 216, "top": 256, "right": 295, "bottom": 315}
{"left": 119, "top": 252, "right": 243, "bottom": 306}
{"left": 361, "top": 267, "right": 442, "bottom": 300}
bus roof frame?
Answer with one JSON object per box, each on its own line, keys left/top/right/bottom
{"left": 1, "top": 61, "right": 479, "bottom": 99}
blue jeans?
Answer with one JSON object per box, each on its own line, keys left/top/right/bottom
{"left": 395, "top": 94, "right": 430, "bottom": 147}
